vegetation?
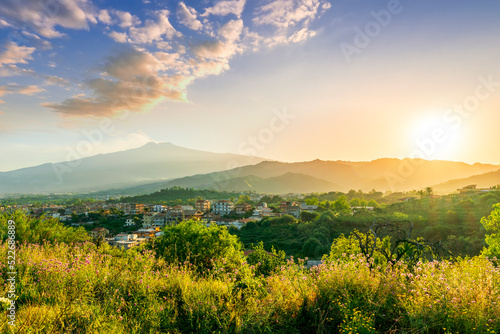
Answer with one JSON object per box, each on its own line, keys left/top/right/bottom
{"left": 2, "top": 211, "right": 500, "bottom": 333}
{"left": 112, "top": 187, "right": 250, "bottom": 207}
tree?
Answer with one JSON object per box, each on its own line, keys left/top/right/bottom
{"left": 481, "top": 203, "right": 500, "bottom": 261}
{"left": 333, "top": 196, "right": 351, "bottom": 214}
{"left": 0, "top": 211, "right": 90, "bottom": 244}
{"left": 247, "top": 241, "right": 286, "bottom": 277}
{"left": 150, "top": 220, "right": 244, "bottom": 272}
{"left": 236, "top": 195, "right": 252, "bottom": 205}
{"left": 300, "top": 211, "right": 319, "bottom": 222}
{"left": 325, "top": 218, "right": 451, "bottom": 269}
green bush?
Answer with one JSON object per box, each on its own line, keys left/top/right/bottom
{"left": 150, "top": 220, "right": 245, "bottom": 273}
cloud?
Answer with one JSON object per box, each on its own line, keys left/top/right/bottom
{"left": 0, "top": 0, "right": 96, "bottom": 38}
{"left": 44, "top": 75, "right": 70, "bottom": 86}
{"left": 128, "top": 10, "right": 181, "bottom": 44}
{"left": 42, "top": 48, "right": 192, "bottom": 117}
{"left": 98, "top": 9, "right": 113, "bottom": 25}
{"left": 0, "top": 84, "right": 44, "bottom": 103}
{"left": 201, "top": 0, "right": 246, "bottom": 17}
{"left": 115, "top": 10, "right": 141, "bottom": 28}
{"left": 35, "top": 0, "right": 332, "bottom": 119}
{"left": 176, "top": 2, "right": 203, "bottom": 30}
{"left": 108, "top": 31, "right": 128, "bottom": 43}
{"left": 253, "top": 0, "right": 323, "bottom": 28}
{"left": 218, "top": 19, "right": 243, "bottom": 41}
{"left": 250, "top": 0, "right": 330, "bottom": 48}
{"left": 0, "top": 19, "right": 12, "bottom": 27}
{"left": 97, "top": 9, "right": 140, "bottom": 28}
{"left": 0, "top": 42, "right": 35, "bottom": 67}
{"left": 192, "top": 40, "right": 241, "bottom": 60}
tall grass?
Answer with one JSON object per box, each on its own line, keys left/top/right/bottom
{"left": 1, "top": 242, "right": 499, "bottom": 333}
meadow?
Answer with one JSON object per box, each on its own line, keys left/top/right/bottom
{"left": 0, "top": 210, "right": 499, "bottom": 333}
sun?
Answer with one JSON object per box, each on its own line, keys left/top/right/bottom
{"left": 409, "top": 111, "right": 463, "bottom": 161}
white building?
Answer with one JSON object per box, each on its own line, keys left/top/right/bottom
{"left": 124, "top": 219, "right": 135, "bottom": 226}
{"left": 212, "top": 200, "right": 234, "bottom": 215}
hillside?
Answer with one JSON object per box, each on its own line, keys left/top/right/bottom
{"left": 433, "top": 169, "right": 500, "bottom": 193}
{"left": 0, "top": 142, "right": 267, "bottom": 194}
{"left": 161, "top": 172, "right": 342, "bottom": 194}
{"left": 152, "top": 158, "right": 500, "bottom": 193}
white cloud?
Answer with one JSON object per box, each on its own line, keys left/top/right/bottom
{"left": 0, "top": 84, "right": 44, "bottom": 101}
{"left": 98, "top": 9, "right": 113, "bottom": 25}
{"left": 0, "top": 19, "right": 12, "bottom": 27}
{"left": 218, "top": 19, "right": 244, "bottom": 42}
{"left": 176, "top": 2, "right": 203, "bottom": 30}
{"left": 253, "top": 0, "right": 323, "bottom": 28}
{"left": 108, "top": 31, "right": 128, "bottom": 43}
{"left": 37, "top": 0, "right": 332, "bottom": 119}
{"left": 202, "top": 0, "right": 246, "bottom": 17}
{"left": 0, "top": 0, "right": 96, "bottom": 38}
{"left": 42, "top": 48, "right": 192, "bottom": 117}
{"left": 128, "top": 10, "right": 181, "bottom": 44}
{"left": 116, "top": 10, "right": 141, "bottom": 28}
{"left": 0, "top": 42, "right": 35, "bottom": 67}
{"left": 192, "top": 40, "right": 241, "bottom": 60}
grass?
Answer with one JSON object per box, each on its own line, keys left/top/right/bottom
{"left": 0, "top": 241, "right": 499, "bottom": 333}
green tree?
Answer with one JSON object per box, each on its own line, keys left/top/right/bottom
{"left": 481, "top": 203, "right": 500, "bottom": 261}
{"left": 333, "top": 196, "right": 351, "bottom": 214}
{"left": 236, "top": 195, "right": 252, "bottom": 205}
{"left": 0, "top": 211, "right": 90, "bottom": 244}
{"left": 246, "top": 241, "right": 286, "bottom": 276}
{"left": 150, "top": 220, "right": 244, "bottom": 272}
{"left": 300, "top": 211, "right": 319, "bottom": 222}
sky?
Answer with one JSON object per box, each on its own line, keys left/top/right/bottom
{"left": 1, "top": 0, "right": 500, "bottom": 171}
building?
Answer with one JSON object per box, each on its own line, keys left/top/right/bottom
{"left": 234, "top": 203, "right": 252, "bottom": 215}
{"left": 183, "top": 209, "right": 204, "bottom": 220}
{"left": 299, "top": 203, "right": 318, "bottom": 212}
{"left": 142, "top": 212, "right": 158, "bottom": 228}
{"left": 111, "top": 233, "right": 146, "bottom": 249}
{"left": 153, "top": 205, "right": 165, "bottom": 212}
{"left": 152, "top": 213, "right": 167, "bottom": 227}
{"left": 133, "top": 227, "right": 161, "bottom": 238}
{"left": 129, "top": 203, "right": 144, "bottom": 214}
{"left": 282, "top": 205, "right": 301, "bottom": 219}
{"left": 458, "top": 185, "right": 492, "bottom": 194}
{"left": 195, "top": 200, "right": 211, "bottom": 213}
{"left": 212, "top": 200, "right": 234, "bottom": 215}
{"left": 255, "top": 202, "right": 268, "bottom": 210}
{"left": 124, "top": 218, "right": 135, "bottom": 226}
{"left": 398, "top": 197, "right": 417, "bottom": 202}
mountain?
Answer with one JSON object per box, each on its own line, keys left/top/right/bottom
{"left": 0, "top": 142, "right": 267, "bottom": 194}
{"left": 160, "top": 172, "right": 342, "bottom": 194}
{"left": 433, "top": 169, "right": 500, "bottom": 194}
{"left": 154, "top": 158, "right": 500, "bottom": 194}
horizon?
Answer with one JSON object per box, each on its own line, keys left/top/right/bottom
{"left": 1, "top": 0, "right": 500, "bottom": 171}
{"left": 1, "top": 140, "right": 499, "bottom": 173}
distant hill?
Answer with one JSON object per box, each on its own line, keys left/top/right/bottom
{"left": 160, "top": 172, "right": 342, "bottom": 194}
{"left": 151, "top": 159, "right": 500, "bottom": 194}
{"left": 2, "top": 143, "right": 498, "bottom": 195}
{"left": 0, "top": 142, "right": 267, "bottom": 194}
{"left": 433, "top": 169, "right": 500, "bottom": 194}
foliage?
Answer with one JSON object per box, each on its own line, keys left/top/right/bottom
{"left": 481, "top": 203, "right": 500, "bottom": 261}
{"left": 4, "top": 240, "right": 500, "bottom": 333}
{"left": 246, "top": 241, "right": 286, "bottom": 277}
{"left": 150, "top": 220, "right": 244, "bottom": 273}
{"left": 0, "top": 211, "right": 90, "bottom": 244}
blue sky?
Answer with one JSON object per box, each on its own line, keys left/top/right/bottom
{"left": 1, "top": 0, "right": 500, "bottom": 171}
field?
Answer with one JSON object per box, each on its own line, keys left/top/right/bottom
{"left": 1, "top": 237, "right": 500, "bottom": 333}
